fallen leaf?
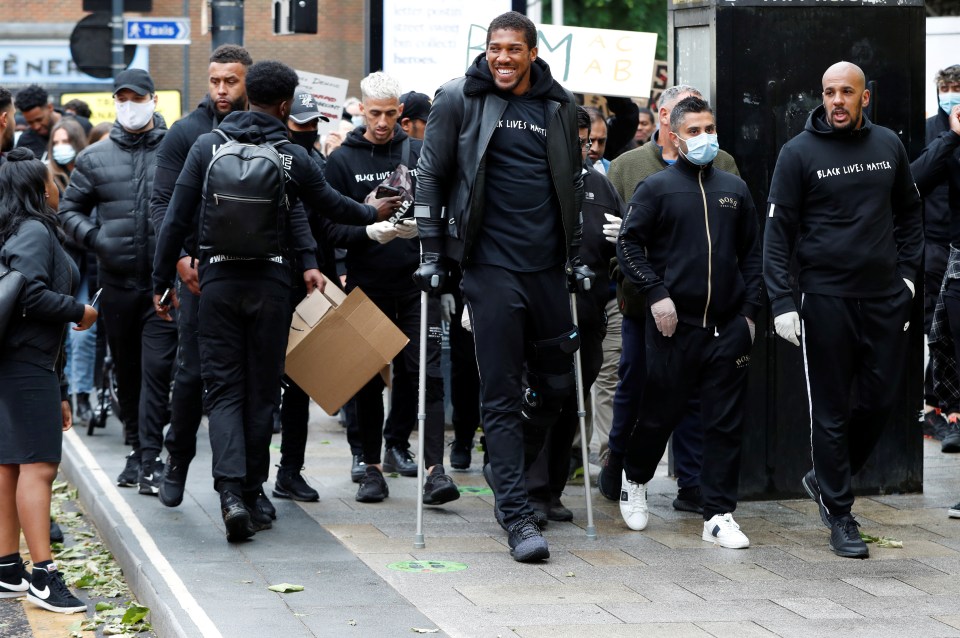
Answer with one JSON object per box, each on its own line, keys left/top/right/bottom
{"left": 411, "top": 628, "right": 439, "bottom": 634}
{"left": 268, "top": 583, "right": 305, "bottom": 593}
{"left": 565, "top": 572, "right": 575, "bottom": 577}
{"left": 348, "top": 619, "right": 357, "bottom": 626}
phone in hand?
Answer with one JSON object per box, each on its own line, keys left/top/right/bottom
{"left": 375, "top": 185, "right": 402, "bottom": 199}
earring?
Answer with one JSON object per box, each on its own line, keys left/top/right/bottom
{"left": 44, "top": 191, "right": 49, "bottom": 199}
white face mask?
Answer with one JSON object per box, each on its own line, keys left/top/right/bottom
{"left": 115, "top": 98, "right": 155, "bottom": 131}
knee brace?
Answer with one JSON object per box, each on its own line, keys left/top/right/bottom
{"left": 520, "top": 327, "right": 580, "bottom": 432}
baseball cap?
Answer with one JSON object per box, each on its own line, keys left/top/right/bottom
{"left": 289, "top": 88, "right": 330, "bottom": 125}
{"left": 399, "top": 91, "right": 431, "bottom": 122}
{"left": 113, "top": 68, "right": 154, "bottom": 96}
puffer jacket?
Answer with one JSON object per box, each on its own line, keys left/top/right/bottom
{"left": 59, "top": 113, "right": 166, "bottom": 291}
{"left": 0, "top": 219, "right": 83, "bottom": 371}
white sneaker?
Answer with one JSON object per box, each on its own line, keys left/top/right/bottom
{"left": 619, "top": 470, "right": 648, "bottom": 531}
{"left": 702, "top": 513, "right": 750, "bottom": 549}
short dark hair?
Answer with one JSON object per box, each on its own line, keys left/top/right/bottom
{"left": 0, "top": 87, "right": 12, "bottom": 113}
{"left": 245, "top": 61, "right": 299, "bottom": 108}
{"left": 62, "top": 98, "right": 91, "bottom": 119}
{"left": 637, "top": 107, "right": 655, "bottom": 121}
{"left": 583, "top": 106, "right": 605, "bottom": 126}
{"left": 576, "top": 106, "right": 590, "bottom": 131}
{"left": 487, "top": 11, "right": 537, "bottom": 49}
{"left": 15, "top": 85, "right": 49, "bottom": 113}
{"left": 670, "top": 96, "right": 713, "bottom": 131}
{"left": 210, "top": 44, "right": 252, "bottom": 67}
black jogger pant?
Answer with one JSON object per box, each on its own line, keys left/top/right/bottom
{"left": 462, "top": 263, "right": 575, "bottom": 529}
{"left": 198, "top": 277, "right": 292, "bottom": 496}
{"left": 162, "top": 277, "right": 204, "bottom": 464}
{"left": 623, "top": 316, "right": 753, "bottom": 520}
{"left": 801, "top": 290, "right": 912, "bottom": 518}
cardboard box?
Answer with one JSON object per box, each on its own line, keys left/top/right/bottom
{"left": 285, "top": 276, "right": 409, "bottom": 414}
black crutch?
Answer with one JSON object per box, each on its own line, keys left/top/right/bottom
{"left": 414, "top": 289, "right": 428, "bottom": 549}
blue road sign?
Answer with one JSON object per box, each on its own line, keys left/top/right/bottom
{"left": 124, "top": 18, "right": 191, "bottom": 45}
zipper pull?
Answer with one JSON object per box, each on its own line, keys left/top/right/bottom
{"left": 714, "top": 326, "right": 719, "bottom": 337}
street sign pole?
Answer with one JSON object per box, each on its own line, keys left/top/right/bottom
{"left": 111, "top": 0, "right": 124, "bottom": 79}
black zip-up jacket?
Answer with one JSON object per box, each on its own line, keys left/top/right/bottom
{"left": 150, "top": 96, "right": 221, "bottom": 250}
{"left": 765, "top": 106, "right": 923, "bottom": 316}
{"left": 581, "top": 163, "right": 622, "bottom": 306}
{"left": 618, "top": 154, "right": 762, "bottom": 328}
{"left": 58, "top": 114, "right": 166, "bottom": 292}
{"left": 910, "top": 110, "right": 960, "bottom": 246}
{"left": 324, "top": 125, "right": 421, "bottom": 296}
{"left": 0, "top": 219, "right": 83, "bottom": 371}
{"left": 415, "top": 54, "right": 584, "bottom": 265}
{"left": 152, "top": 111, "right": 377, "bottom": 294}
{"left": 911, "top": 108, "right": 952, "bottom": 246}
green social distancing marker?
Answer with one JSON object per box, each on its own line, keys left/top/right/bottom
{"left": 458, "top": 486, "right": 493, "bottom": 495}
{"left": 388, "top": 560, "right": 468, "bottom": 573}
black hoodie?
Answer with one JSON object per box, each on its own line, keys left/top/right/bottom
{"left": 152, "top": 110, "right": 377, "bottom": 294}
{"left": 323, "top": 125, "right": 422, "bottom": 295}
{"left": 764, "top": 105, "right": 923, "bottom": 316}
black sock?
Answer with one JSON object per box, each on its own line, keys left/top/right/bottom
{"left": 33, "top": 560, "right": 54, "bottom": 572}
{"left": 0, "top": 552, "right": 20, "bottom": 565}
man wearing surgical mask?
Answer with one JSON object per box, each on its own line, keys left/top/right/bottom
{"left": 616, "top": 96, "right": 761, "bottom": 550}
{"left": 59, "top": 68, "right": 177, "bottom": 498}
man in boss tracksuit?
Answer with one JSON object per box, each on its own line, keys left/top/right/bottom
{"left": 324, "top": 71, "right": 459, "bottom": 507}
{"left": 617, "top": 96, "right": 761, "bottom": 550}
{"left": 414, "top": 11, "right": 589, "bottom": 563}
{"left": 148, "top": 44, "right": 253, "bottom": 509}
{"left": 765, "top": 62, "right": 922, "bottom": 559}
{"left": 152, "top": 61, "right": 393, "bottom": 543}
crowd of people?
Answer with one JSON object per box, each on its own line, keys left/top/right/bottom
{"left": 0, "top": 8, "right": 958, "bottom": 615}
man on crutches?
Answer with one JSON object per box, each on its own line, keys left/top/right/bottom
{"left": 413, "top": 11, "right": 588, "bottom": 562}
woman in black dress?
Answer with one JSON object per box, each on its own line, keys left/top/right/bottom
{"left": 0, "top": 148, "right": 97, "bottom": 613}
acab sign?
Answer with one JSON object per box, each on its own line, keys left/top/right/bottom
{"left": 466, "top": 24, "right": 658, "bottom": 98}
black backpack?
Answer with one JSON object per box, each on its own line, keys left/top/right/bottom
{"left": 197, "top": 129, "right": 289, "bottom": 259}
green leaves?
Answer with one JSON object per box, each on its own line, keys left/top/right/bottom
{"left": 268, "top": 583, "right": 305, "bottom": 593}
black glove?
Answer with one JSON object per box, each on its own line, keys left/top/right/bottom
{"left": 413, "top": 252, "right": 446, "bottom": 292}
{"left": 566, "top": 259, "right": 595, "bottom": 293}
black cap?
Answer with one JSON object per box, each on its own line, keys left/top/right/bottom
{"left": 399, "top": 91, "right": 431, "bottom": 122}
{"left": 289, "top": 88, "right": 330, "bottom": 125}
{"left": 113, "top": 68, "right": 154, "bottom": 96}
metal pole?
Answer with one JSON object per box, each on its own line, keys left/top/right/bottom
{"left": 211, "top": 0, "right": 244, "bottom": 49}
{"left": 111, "top": 0, "right": 124, "bottom": 79}
{"left": 552, "top": 0, "right": 563, "bottom": 26}
{"left": 570, "top": 291, "right": 597, "bottom": 540}
{"left": 182, "top": 0, "right": 190, "bottom": 114}
{"left": 413, "top": 290, "right": 428, "bottom": 549}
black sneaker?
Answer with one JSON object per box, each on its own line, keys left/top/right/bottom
{"left": 829, "top": 514, "right": 869, "bottom": 558}
{"left": 449, "top": 439, "right": 472, "bottom": 470}
{"left": 942, "top": 416, "right": 960, "bottom": 453}
{"left": 423, "top": 465, "right": 460, "bottom": 506}
{"left": 220, "top": 491, "right": 255, "bottom": 542}
{"left": 49, "top": 519, "right": 64, "bottom": 544}
{"left": 116, "top": 451, "right": 140, "bottom": 487}
{"left": 923, "top": 410, "right": 947, "bottom": 439}
{"left": 547, "top": 495, "right": 573, "bottom": 522}
{"left": 507, "top": 515, "right": 550, "bottom": 562}
{"left": 0, "top": 556, "right": 30, "bottom": 598}
{"left": 949, "top": 501, "right": 960, "bottom": 518}
{"left": 26, "top": 566, "right": 86, "bottom": 613}
{"left": 801, "top": 469, "right": 832, "bottom": 528}
{"left": 75, "top": 392, "right": 93, "bottom": 425}
{"left": 158, "top": 456, "right": 189, "bottom": 507}
{"left": 356, "top": 466, "right": 389, "bottom": 503}
{"left": 351, "top": 454, "right": 367, "bottom": 484}
{"left": 273, "top": 467, "right": 320, "bottom": 502}
{"left": 382, "top": 446, "right": 418, "bottom": 477}
{"left": 672, "top": 485, "right": 704, "bottom": 514}
{"left": 482, "top": 462, "right": 506, "bottom": 528}
{"left": 138, "top": 456, "right": 164, "bottom": 496}
{"left": 256, "top": 490, "right": 276, "bottom": 520}
{"left": 597, "top": 452, "right": 623, "bottom": 501}
{"left": 243, "top": 493, "right": 273, "bottom": 531}
{"left": 528, "top": 499, "right": 549, "bottom": 528}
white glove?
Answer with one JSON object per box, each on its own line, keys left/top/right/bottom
{"left": 395, "top": 219, "right": 419, "bottom": 239}
{"left": 774, "top": 311, "right": 801, "bottom": 346}
{"left": 745, "top": 316, "right": 755, "bottom": 343}
{"left": 602, "top": 213, "right": 622, "bottom": 245}
{"left": 365, "top": 220, "right": 399, "bottom": 244}
{"left": 461, "top": 306, "right": 472, "bottom": 332}
{"left": 904, "top": 278, "right": 915, "bottom": 298}
{"left": 650, "top": 297, "right": 678, "bottom": 337}
{"left": 440, "top": 294, "right": 456, "bottom": 324}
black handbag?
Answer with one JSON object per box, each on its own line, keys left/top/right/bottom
{"left": 0, "top": 264, "right": 26, "bottom": 342}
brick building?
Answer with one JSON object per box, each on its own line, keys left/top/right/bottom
{"left": 1, "top": 1, "right": 366, "bottom": 115}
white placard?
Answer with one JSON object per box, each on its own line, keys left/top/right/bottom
{"left": 926, "top": 17, "right": 960, "bottom": 119}
{"left": 464, "top": 24, "right": 658, "bottom": 98}
{"left": 382, "top": 0, "right": 511, "bottom": 96}
{"left": 295, "top": 70, "right": 349, "bottom": 136}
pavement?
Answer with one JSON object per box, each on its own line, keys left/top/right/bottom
{"left": 59, "top": 405, "right": 960, "bottom": 638}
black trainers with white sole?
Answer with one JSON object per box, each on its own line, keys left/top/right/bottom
{"left": 138, "top": 456, "right": 164, "bottom": 496}
{"left": 0, "top": 556, "right": 30, "bottom": 598}
{"left": 801, "top": 469, "right": 832, "bottom": 528}
{"left": 26, "top": 566, "right": 87, "bottom": 613}
{"left": 116, "top": 451, "right": 140, "bottom": 487}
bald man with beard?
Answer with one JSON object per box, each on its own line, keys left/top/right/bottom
{"left": 764, "top": 61, "right": 923, "bottom": 559}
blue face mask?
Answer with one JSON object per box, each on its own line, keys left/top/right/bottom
{"left": 940, "top": 92, "right": 960, "bottom": 115}
{"left": 678, "top": 132, "right": 719, "bottom": 166}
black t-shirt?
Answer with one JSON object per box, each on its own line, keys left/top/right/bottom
{"left": 472, "top": 93, "right": 563, "bottom": 271}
